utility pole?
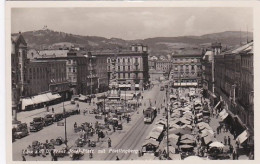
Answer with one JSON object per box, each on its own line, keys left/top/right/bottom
{"left": 63, "top": 98, "right": 68, "bottom": 147}
{"left": 166, "top": 86, "right": 169, "bottom": 159}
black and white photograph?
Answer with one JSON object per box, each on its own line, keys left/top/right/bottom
{"left": 8, "top": 4, "right": 254, "bottom": 161}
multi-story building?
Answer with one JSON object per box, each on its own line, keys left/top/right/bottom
{"left": 213, "top": 41, "right": 254, "bottom": 149}
{"left": 92, "top": 44, "right": 149, "bottom": 91}
{"left": 25, "top": 60, "right": 70, "bottom": 99}
{"left": 11, "top": 32, "right": 27, "bottom": 121}
{"left": 94, "top": 54, "right": 109, "bottom": 92}
{"left": 155, "top": 60, "right": 172, "bottom": 73}
{"left": 171, "top": 48, "right": 203, "bottom": 87}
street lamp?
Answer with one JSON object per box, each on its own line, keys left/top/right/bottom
{"left": 166, "top": 88, "right": 169, "bottom": 159}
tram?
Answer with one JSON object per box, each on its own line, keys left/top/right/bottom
{"left": 143, "top": 107, "right": 157, "bottom": 124}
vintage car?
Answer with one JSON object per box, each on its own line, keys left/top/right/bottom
{"left": 44, "top": 114, "right": 54, "bottom": 126}
{"left": 30, "top": 117, "right": 44, "bottom": 132}
{"left": 70, "top": 109, "right": 78, "bottom": 115}
{"left": 53, "top": 113, "right": 64, "bottom": 122}
{"left": 13, "top": 123, "right": 29, "bottom": 139}
{"left": 63, "top": 111, "right": 71, "bottom": 118}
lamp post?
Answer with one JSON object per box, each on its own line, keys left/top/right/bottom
{"left": 63, "top": 96, "right": 68, "bottom": 147}
{"left": 166, "top": 87, "right": 169, "bottom": 159}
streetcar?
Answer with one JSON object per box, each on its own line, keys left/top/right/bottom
{"left": 143, "top": 107, "right": 157, "bottom": 124}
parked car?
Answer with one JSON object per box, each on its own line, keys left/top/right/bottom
{"left": 30, "top": 117, "right": 44, "bottom": 132}
{"left": 53, "top": 113, "right": 63, "bottom": 122}
{"left": 44, "top": 114, "right": 54, "bottom": 126}
{"left": 13, "top": 123, "right": 29, "bottom": 139}
{"left": 70, "top": 109, "right": 78, "bottom": 115}
{"left": 63, "top": 111, "right": 71, "bottom": 118}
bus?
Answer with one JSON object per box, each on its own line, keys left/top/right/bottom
{"left": 143, "top": 107, "right": 157, "bottom": 124}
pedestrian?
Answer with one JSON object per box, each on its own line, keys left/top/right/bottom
{"left": 108, "top": 138, "right": 111, "bottom": 147}
{"left": 52, "top": 107, "right": 54, "bottom": 113}
{"left": 224, "top": 136, "right": 227, "bottom": 145}
{"left": 228, "top": 136, "right": 231, "bottom": 146}
{"left": 22, "top": 155, "right": 26, "bottom": 161}
{"left": 116, "top": 156, "right": 120, "bottom": 160}
{"left": 232, "top": 150, "right": 236, "bottom": 160}
{"left": 89, "top": 150, "right": 93, "bottom": 159}
{"left": 229, "top": 145, "right": 233, "bottom": 154}
{"left": 113, "top": 125, "right": 116, "bottom": 132}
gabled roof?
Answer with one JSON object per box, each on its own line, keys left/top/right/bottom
{"left": 11, "top": 33, "right": 27, "bottom": 46}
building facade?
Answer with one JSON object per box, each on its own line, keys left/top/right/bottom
{"left": 93, "top": 44, "right": 149, "bottom": 91}
{"left": 25, "top": 60, "right": 71, "bottom": 100}
{"left": 11, "top": 33, "right": 27, "bottom": 121}
{"left": 212, "top": 41, "right": 254, "bottom": 148}
{"left": 171, "top": 49, "right": 203, "bottom": 87}
{"left": 155, "top": 60, "right": 172, "bottom": 73}
{"left": 37, "top": 51, "right": 99, "bottom": 96}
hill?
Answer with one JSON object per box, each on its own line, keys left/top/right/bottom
{"left": 16, "top": 29, "right": 253, "bottom": 56}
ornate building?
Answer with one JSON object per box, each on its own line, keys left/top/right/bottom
{"left": 11, "top": 32, "right": 27, "bottom": 122}
{"left": 171, "top": 48, "right": 203, "bottom": 87}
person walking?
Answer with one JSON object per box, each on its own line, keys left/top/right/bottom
{"left": 108, "top": 138, "right": 111, "bottom": 148}
{"left": 116, "top": 156, "right": 120, "bottom": 160}
{"left": 228, "top": 136, "right": 231, "bottom": 146}
{"left": 224, "top": 136, "right": 227, "bottom": 145}
{"left": 52, "top": 107, "right": 54, "bottom": 113}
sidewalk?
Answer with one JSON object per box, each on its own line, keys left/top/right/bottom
{"left": 208, "top": 105, "right": 249, "bottom": 160}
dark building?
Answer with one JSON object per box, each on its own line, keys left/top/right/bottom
{"left": 203, "top": 41, "right": 254, "bottom": 149}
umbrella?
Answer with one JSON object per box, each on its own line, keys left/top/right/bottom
{"left": 209, "top": 141, "right": 225, "bottom": 148}
{"left": 180, "top": 139, "right": 195, "bottom": 144}
{"left": 181, "top": 134, "right": 195, "bottom": 141}
{"left": 168, "top": 133, "right": 179, "bottom": 140}
{"left": 179, "top": 144, "right": 194, "bottom": 149}
{"left": 184, "top": 156, "right": 204, "bottom": 160}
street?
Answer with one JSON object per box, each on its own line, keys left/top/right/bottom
{"left": 13, "top": 83, "right": 166, "bottom": 161}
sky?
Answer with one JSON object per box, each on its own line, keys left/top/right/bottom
{"left": 11, "top": 7, "right": 253, "bottom": 40}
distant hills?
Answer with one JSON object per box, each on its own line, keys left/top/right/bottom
{"left": 16, "top": 29, "right": 253, "bottom": 56}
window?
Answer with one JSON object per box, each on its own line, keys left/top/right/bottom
{"left": 128, "top": 58, "right": 130, "bottom": 62}
{"left": 128, "top": 73, "right": 131, "bottom": 78}
{"left": 128, "top": 66, "right": 130, "bottom": 70}
{"left": 108, "top": 59, "right": 110, "bottom": 63}
{"left": 191, "top": 65, "right": 194, "bottom": 70}
{"left": 118, "top": 66, "right": 120, "bottom": 70}
{"left": 123, "top": 58, "right": 125, "bottom": 63}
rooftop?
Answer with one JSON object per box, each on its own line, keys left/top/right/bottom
{"left": 221, "top": 41, "right": 253, "bottom": 55}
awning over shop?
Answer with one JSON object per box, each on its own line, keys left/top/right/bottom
{"left": 142, "top": 139, "right": 159, "bottom": 147}
{"left": 135, "top": 84, "right": 140, "bottom": 88}
{"left": 219, "top": 109, "right": 229, "bottom": 121}
{"left": 41, "top": 94, "right": 51, "bottom": 103}
{"left": 236, "top": 130, "right": 249, "bottom": 144}
{"left": 45, "top": 92, "right": 56, "bottom": 101}
{"left": 191, "top": 82, "right": 198, "bottom": 86}
{"left": 31, "top": 95, "right": 44, "bottom": 104}
{"left": 21, "top": 98, "right": 34, "bottom": 110}
{"left": 120, "top": 93, "right": 134, "bottom": 100}
{"left": 119, "top": 84, "right": 131, "bottom": 88}
{"left": 53, "top": 93, "right": 61, "bottom": 99}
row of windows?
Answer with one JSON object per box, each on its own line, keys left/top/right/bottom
{"left": 172, "top": 58, "right": 200, "bottom": 62}
{"left": 108, "top": 57, "right": 139, "bottom": 63}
